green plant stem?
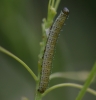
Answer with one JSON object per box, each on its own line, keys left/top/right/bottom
{"left": 42, "top": 83, "right": 96, "bottom": 97}
{"left": 76, "top": 62, "right": 96, "bottom": 100}
{"left": 35, "top": 91, "right": 42, "bottom": 100}
{"left": 50, "top": 71, "right": 95, "bottom": 82}
{"left": 51, "top": 0, "right": 55, "bottom": 7}
{"left": 54, "top": 0, "right": 61, "bottom": 10}
{"left": 50, "top": 72, "right": 88, "bottom": 81}
{"left": 0, "top": 46, "right": 38, "bottom": 82}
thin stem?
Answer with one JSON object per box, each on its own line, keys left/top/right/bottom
{"left": 54, "top": 0, "right": 61, "bottom": 10}
{"left": 35, "top": 91, "right": 42, "bottom": 100}
{"left": 0, "top": 46, "right": 38, "bottom": 82}
{"left": 51, "top": 0, "right": 55, "bottom": 7}
{"left": 50, "top": 71, "right": 94, "bottom": 82}
{"left": 42, "top": 83, "right": 96, "bottom": 97}
{"left": 76, "top": 62, "right": 96, "bottom": 100}
{"left": 48, "top": 0, "right": 52, "bottom": 9}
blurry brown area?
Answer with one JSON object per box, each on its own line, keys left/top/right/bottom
{"left": 0, "top": 0, "right": 96, "bottom": 100}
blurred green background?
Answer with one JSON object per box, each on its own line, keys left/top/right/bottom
{"left": 0, "top": 0, "right": 96, "bottom": 100}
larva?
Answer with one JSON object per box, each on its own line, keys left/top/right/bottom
{"left": 38, "top": 7, "right": 69, "bottom": 93}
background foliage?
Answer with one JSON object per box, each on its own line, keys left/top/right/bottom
{"left": 0, "top": 0, "right": 96, "bottom": 100}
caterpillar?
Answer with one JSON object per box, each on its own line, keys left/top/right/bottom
{"left": 38, "top": 7, "right": 69, "bottom": 93}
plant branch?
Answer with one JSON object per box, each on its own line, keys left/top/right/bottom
{"left": 42, "top": 83, "right": 96, "bottom": 97}
{"left": 50, "top": 71, "right": 95, "bottom": 83}
{"left": 54, "top": 0, "right": 61, "bottom": 10}
{"left": 76, "top": 62, "right": 96, "bottom": 100}
{"left": 0, "top": 46, "right": 38, "bottom": 82}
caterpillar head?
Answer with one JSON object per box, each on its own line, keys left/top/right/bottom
{"left": 62, "top": 7, "right": 69, "bottom": 15}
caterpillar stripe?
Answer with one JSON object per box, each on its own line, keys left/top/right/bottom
{"left": 38, "top": 7, "right": 69, "bottom": 93}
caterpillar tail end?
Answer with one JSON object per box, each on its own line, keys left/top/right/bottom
{"left": 38, "top": 89, "right": 44, "bottom": 93}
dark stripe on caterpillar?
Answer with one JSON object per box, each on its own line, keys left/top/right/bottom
{"left": 38, "top": 7, "right": 69, "bottom": 93}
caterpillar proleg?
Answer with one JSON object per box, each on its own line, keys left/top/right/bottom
{"left": 38, "top": 7, "right": 69, "bottom": 93}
